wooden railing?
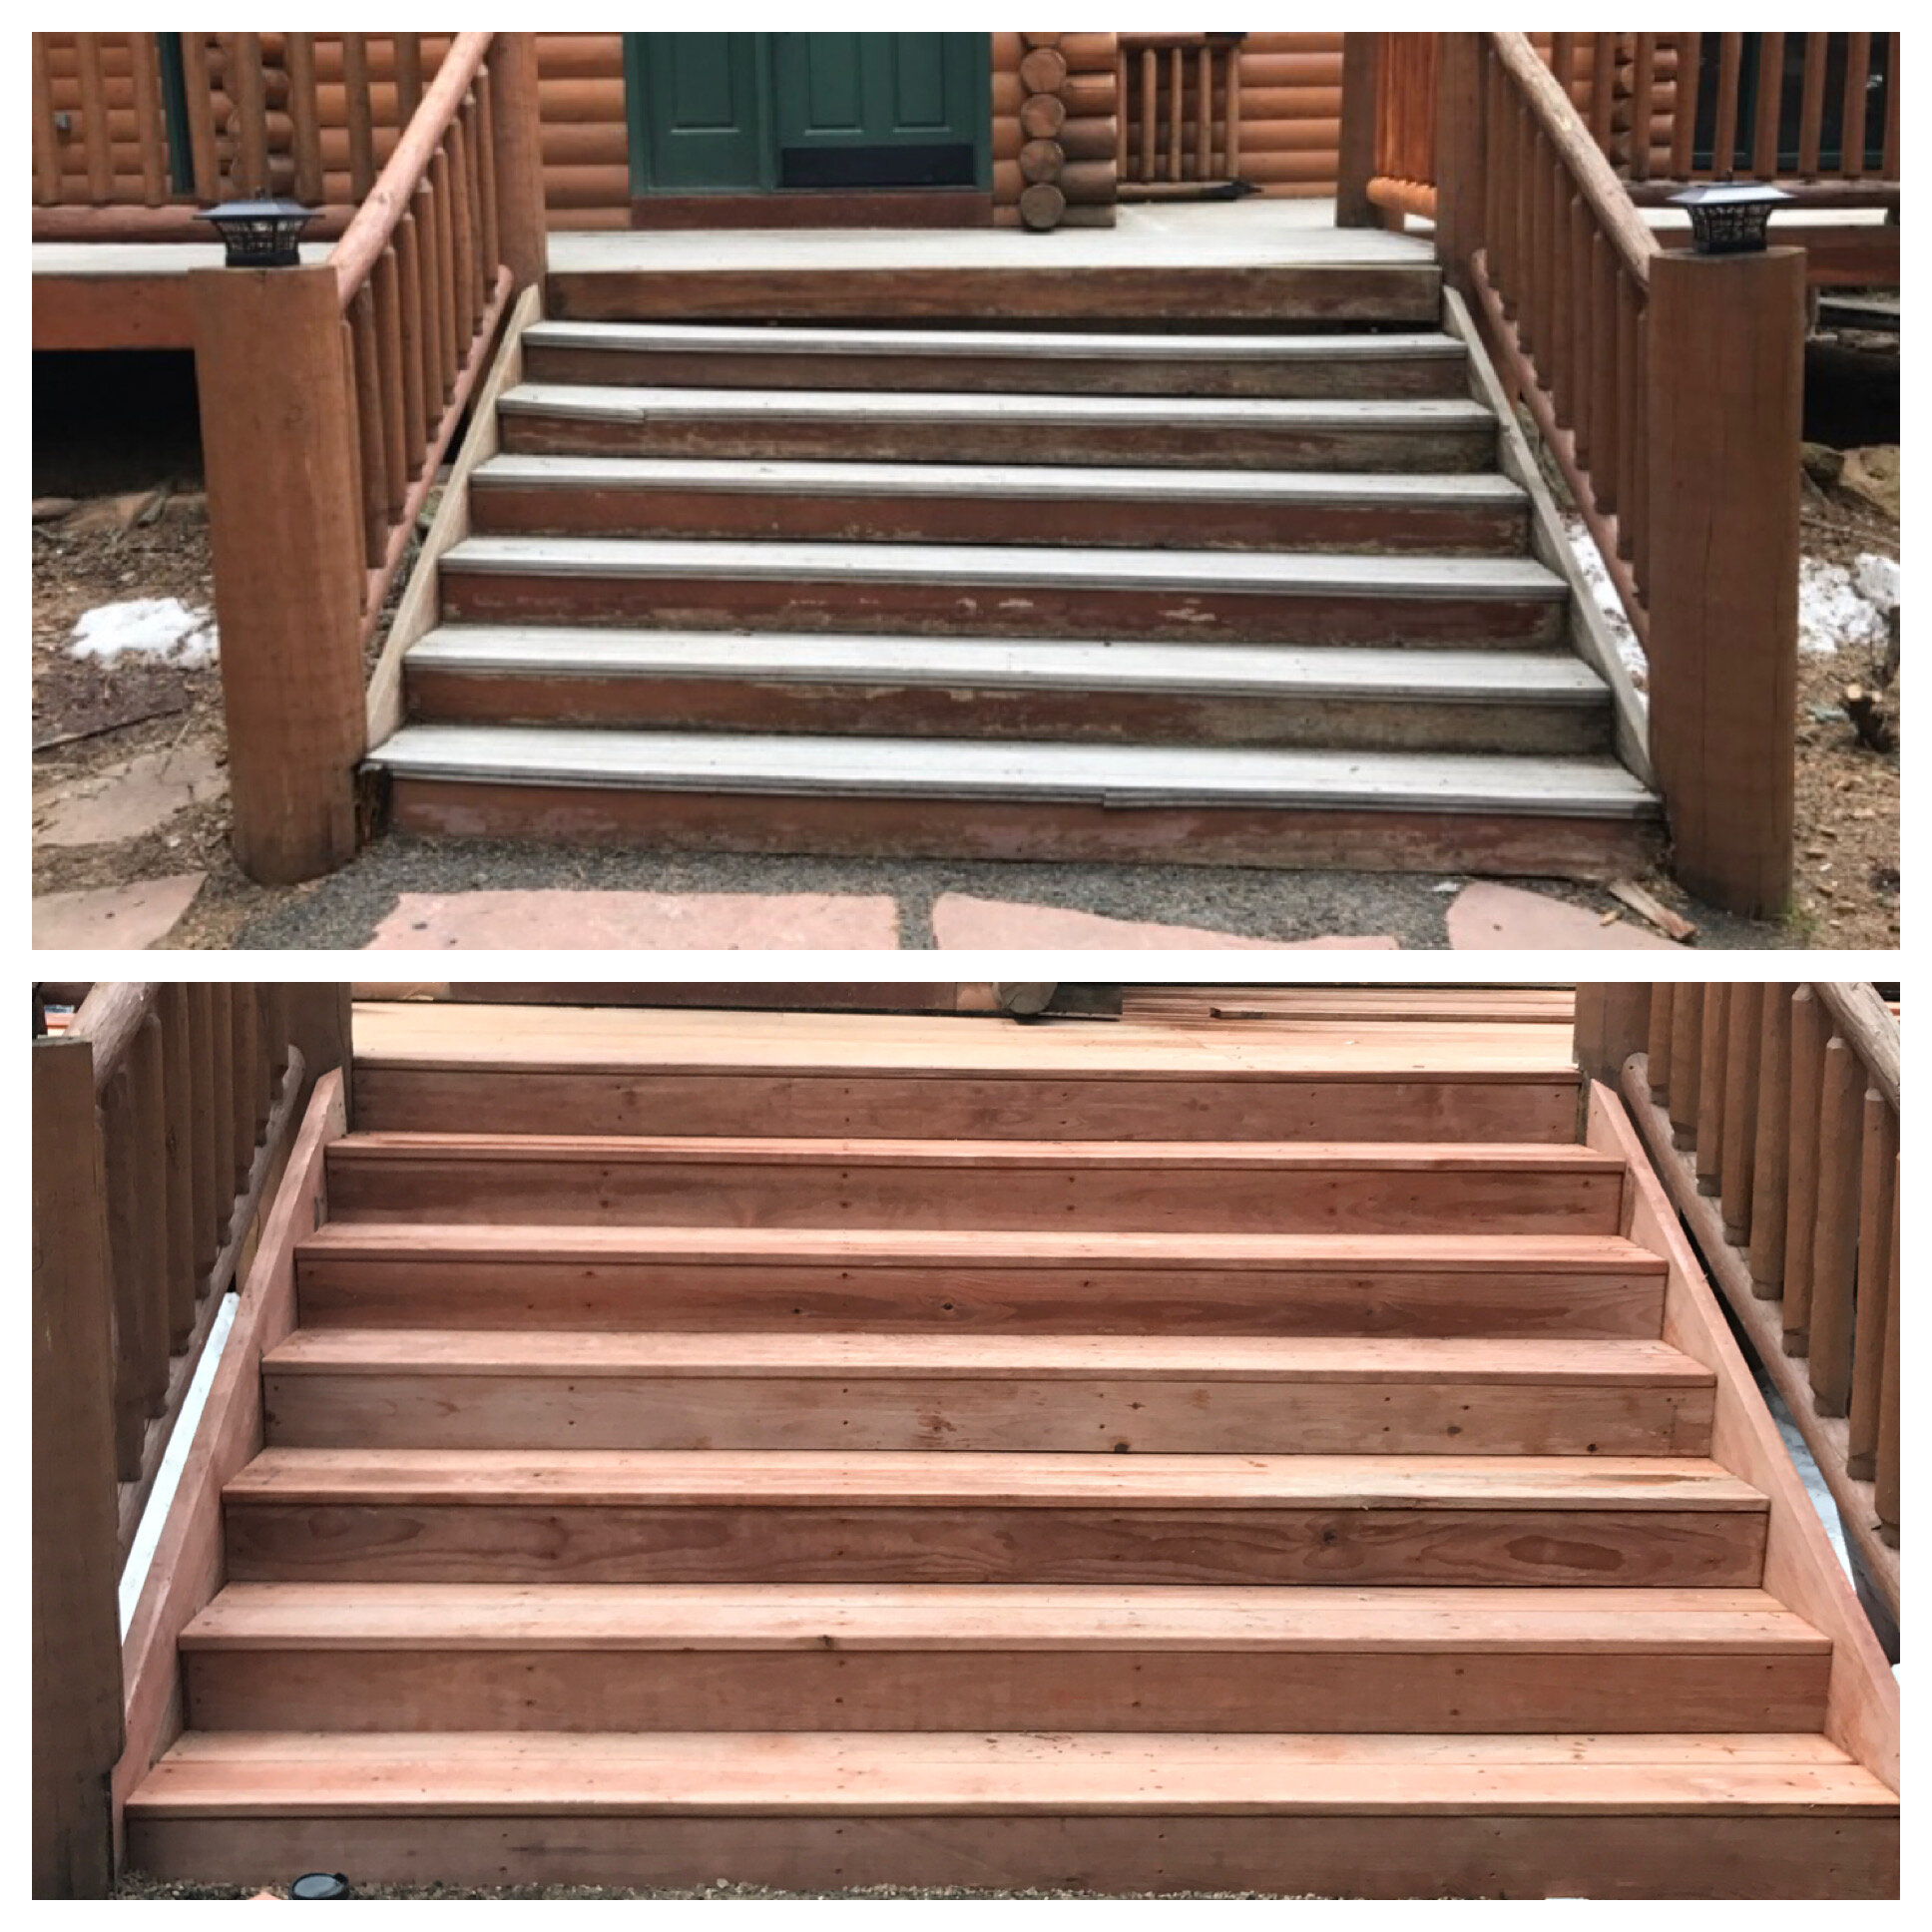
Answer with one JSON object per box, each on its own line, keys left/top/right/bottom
{"left": 1342, "top": 31, "right": 1806, "bottom": 917}
{"left": 189, "top": 33, "right": 546, "bottom": 886}
{"left": 1575, "top": 983, "right": 1900, "bottom": 1638}
{"left": 1116, "top": 33, "right": 1243, "bottom": 201}
{"left": 33, "top": 985, "right": 352, "bottom": 1895}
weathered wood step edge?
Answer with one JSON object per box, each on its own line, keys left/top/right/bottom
{"left": 366, "top": 729, "right": 1658, "bottom": 818}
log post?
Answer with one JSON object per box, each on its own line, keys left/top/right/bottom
{"left": 1644, "top": 245, "right": 1804, "bottom": 915}
{"left": 1434, "top": 31, "right": 1485, "bottom": 291}
{"left": 1336, "top": 35, "right": 1382, "bottom": 226}
{"left": 282, "top": 982, "right": 356, "bottom": 1125}
{"left": 33, "top": 1036, "right": 125, "bottom": 1897}
{"left": 487, "top": 32, "right": 548, "bottom": 290}
{"left": 192, "top": 263, "right": 366, "bottom": 883}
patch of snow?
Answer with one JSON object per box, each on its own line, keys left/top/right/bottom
{"left": 1852, "top": 551, "right": 1900, "bottom": 614}
{"left": 1799, "top": 558, "right": 1891, "bottom": 657}
{"left": 70, "top": 596, "right": 218, "bottom": 669}
{"left": 1560, "top": 513, "right": 1647, "bottom": 690}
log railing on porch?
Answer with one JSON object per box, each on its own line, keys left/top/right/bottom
{"left": 1343, "top": 30, "right": 1813, "bottom": 917}
{"left": 1116, "top": 32, "right": 1243, "bottom": 201}
{"left": 1574, "top": 983, "right": 1900, "bottom": 1639}
{"left": 32, "top": 985, "right": 353, "bottom": 1896}
{"left": 188, "top": 33, "right": 547, "bottom": 885}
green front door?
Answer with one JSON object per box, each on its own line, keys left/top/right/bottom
{"left": 627, "top": 33, "right": 987, "bottom": 196}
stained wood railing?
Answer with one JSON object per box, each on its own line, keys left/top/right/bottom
{"left": 1575, "top": 983, "right": 1900, "bottom": 1638}
{"left": 33, "top": 984, "right": 352, "bottom": 1895}
{"left": 1116, "top": 33, "right": 1243, "bottom": 201}
{"left": 189, "top": 33, "right": 546, "bottom": 885}
{"left": 1343, "top": 30, "right": 1807, "bottom": 917}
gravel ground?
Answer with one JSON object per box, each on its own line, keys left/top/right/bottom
{"left": 226, "top": 836, "right": 1789, "bottom": 951}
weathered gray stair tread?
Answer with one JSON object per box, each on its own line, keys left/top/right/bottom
{"left": 262, "top": 1330, "right": 1710, "bottom": 1387}
{"left": 183, "top": 1583, "right": 1819, "bottom": 1654}
{"left": 443, "top": 534, "right": 1564, "bottom": 601}
{"left": 129, "top": 1727, "right": 1888, "bottom": 1818}
{"left": 476, "top": 451, "right": 1526, "bottom": 507}
{"left": 367, "top": 725, "right": 1657, "bottom": 817}
{"left": 406, "top": 627, "right": 1604, "bottom": 705}
{"left": 501, "top": 382, "right": 1495, "bottom": 430}
{"left": 226, "top": 1447, "right": 1764, "bottom": 1512}
{"left": 522, "top": 318, "right": 1468, "bottom": 364}
{"left": 296, "top": 1221, "right": 1665, "bottom": 1273}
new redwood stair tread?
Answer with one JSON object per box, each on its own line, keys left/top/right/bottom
{"left": 262, "top": 1330, "right": 1713, "bottom": 1387}
{"left": 223, "top": 1447, "right": 1765, "bottom": 1511}
{"left": 180, "top": 1582, "right": 1827, "bottom": 1655}
{"left": 127, "top": 1728, "right": 1893, "bottom": 1817}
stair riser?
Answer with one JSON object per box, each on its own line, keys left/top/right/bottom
{"left": 182, "top": 1645, "right": 1820, "bottom": 1736}
{"left": 385, "top": 779, "right": 1659, "bottom": 879}
{"left": 260, "top": 1371, "right": 1712, "bottom": 1457}
{"left": 437, "top": 568, "right": 1563, "bottom": 650}
{"left": 544, "top": 264, "right": 1446, "bottom": 329}
{"left": 321, "top": 1155, "right": 1626, "bottom": 1234}
{"left": 294, "top": 1257, "right": 1669, "bottom": 1339}
{"left": 500, "top": 412, "right": 1498, "bottom": 473}
{"left": 124, "top": 1810, "right": 1901, "bottom": 1900}
{"left": 223, "top": 1502, "right": 1766, "bottom": 1589}
{"left": 518, "top": 343, "right": 1474, "bottom": 400}
{"left": 405, "top": 668, "right": 1610, "bottom": 756}
{"left": 469, "top": 478, "right": 1529, "bottom": 555}
{"left": 350, "top": 1069, "right": 1583, "bottom": 1144}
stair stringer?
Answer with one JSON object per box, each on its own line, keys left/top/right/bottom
{"left": 1443, "top": 284, "right": 1653, "bottom": 788}
{"left": 1585, "top": 1079, "right": 1898, "bottom": 1799}
{"left": 362, "top": 282, "right": 544, "bottom": 754}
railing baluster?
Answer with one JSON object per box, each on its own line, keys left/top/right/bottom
{"left": 187, "top": 985, "right": 218, "bottom": 1277}
{"left": 1874, "top": 1172, "right": 1898, "bottom": 1546}
{"left": 1842, "top": 32, "right": 1872, "bottom": 180}
{"left": 413, "top": 181, "right": 443, "bottom": 432}
{"left": 1845, "top": 1089, "right": 1897, "bottom": 1477}
{"left": 1797, "top": 33, "right": 1827, "bottom": 179}
{"left": 285, "top": 32, "right": 325, "bottom": 207}
{"left": 75, "top": 34, "right": 112, "bottom": 204}
{"left": 475, "top": 70, "right": 502, "bottom": 274}
{"left": 1780, "top": 985, "right": 1826, "bottom": 1355}
{"left": 1667, "top": 982, "right": 1702, "bottom": 1150}
{"left": 1567, "top": 192, "right": 1591, "bottom": 471}
{"left": 1630, "top": 35, "right": 1655, "bottom": 181}
{"left": 1224, "top": 42, "right": 1240, "bottom": 180}
{"left": 1711, "top": 33, "right": 1742, "bottom": 178}
{"left": 1671, "top": 33, "right": 1700, "bottom": 178}
{"left": 32, "top": 37, "right": 61, "bottom": 205}
{"left": 373, "top": 248, "right": 408, "bottom": 521}
{"left": 99, "top": 1069, "right": 147, "bottom": 1477}
{"left": 1747, "top": 984, "right": 1796, "bottom": 1295}
{"left": 1881, "top": 34, "right": 1899, "bottom": 182}
{"left": 130, "top": 32, "right": 168, "bottom": 207}
{"left": 207, "top": 985, "right": 235, "bottom": 1236}
{"left": 1694, "top": 983, "right": 1729, "bottom": 1194}
{"left": 447, "top": 113, "right": 478, "bottom": 337}
{"left": 395, "top": 32, "right": 424, "bottom": 124}
{"left": 396, "top": 208, "right": 428, "bottom": 468}
{"left": 1719, "top": 981, "right": 1761, "bottom": 1242}
{"left": 343, "top": 32, "right": 374, "bottom": 198}
{"left": 1751, "top": 31, "right": 1784, "bottom": 181}
{"left": 231, "top": 32, "right": 268, "bottom": 196}
{"left": 430, "top": 146, "right": 459, "bottom": 398}
{"left": 1550, "top": 33, "right": 1574, "bottom": 101}
{"left": 1805, "top": 1034, "right": 1862, "bottom": 1414}
{"left": 180, "top": 35, "right": 221, "bottom": 203}
{"left": 1645, "top": 978, "right": 1672, "bottom": 1101}
{"left": 1589, "top": 33, "right": 1617, "bottom": 149}
{"left": 349, "top": 287, "right": 387, "bottom": 569}
{"left": 1139, "top": 48, "right": 1155, "bottom": 184}
{"left": 231, "top": 984, "right": 257, "bottom": 1193}
{"left": 1168, "top": 44, "right": 1183, "bottom": 181}
{"left": 158, "top": 986, "right": 196, "bottom": 1347}
{"left": 1587, "top": 234, "right": 1617, "bottom": 516}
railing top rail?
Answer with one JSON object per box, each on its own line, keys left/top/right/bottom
{"left": 1488, "top": 30, "right": 1659, "bottom": 286}
{"left": 1811, "top": 981, "right": 1899, "bottom": 1112}
{"left": 66, "top": 982, "right": 157, "bottom": 1094}
{"left": 328, "top": 29, "right": 492, "bottom": 306}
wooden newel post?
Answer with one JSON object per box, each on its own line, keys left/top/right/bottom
{"left": 488, "top": 32, "right": 549, "bottom": 290}
{"left": 1433, "top": 32, "right": 1484, "bottom": 291}
{"left": 1644, "top": 245, "right": 1804, "bottom": 917}
{"left": 1572, "top": 983, "right": 1653, "bottom": 1090}
{"left": 192, "top": 264, "right": 367, "bottom": 884}
{"left": 34, "top": 1037, "right": 126, "bottom": 1897}
{"left": 1335, "top": 36, "right": 1381, "bottom": 228}
{"left": 281, "top": 982, "right": 356, "bottom": 1124}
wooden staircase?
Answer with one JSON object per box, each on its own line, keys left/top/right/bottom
{"left": 122, "top": 1005, "right": 1896, "bottom": 1897}
{"left": 365, "top": 259, "right": 1660, "bottom": 875}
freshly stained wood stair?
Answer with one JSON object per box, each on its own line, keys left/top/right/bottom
{"left": 123, "top": 1005, "right": 1896, "bottom": 1896}
{"left": 364, "top": 269, "right": 1661, "bottom": 873}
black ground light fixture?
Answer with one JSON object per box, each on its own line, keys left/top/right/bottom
{"left": 1667, "top": 183, "right": 1793, "bottom": 255}
{"left": 197, "top": 198, "right": 316, "bottom": 267}
{"left": 288, "top": 1872, "right": 352, "bottom": 1899}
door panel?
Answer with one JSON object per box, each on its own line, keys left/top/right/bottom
{"left": 630, "top": 33, "right": 767, "bottom": 191}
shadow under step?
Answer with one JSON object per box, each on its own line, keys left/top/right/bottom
{"left": 518, "top": 318, "right": 1474, "bottom": 398}
{"left": 435, "top": 536, "right": 1566, "bottom": 646}
{"left": 292, "top": 1224, "right": 1671, "bottom": 1338}
{"left": 496, "top": 383, "right": 1499, "bottom": 471}
{"left": 366, "top": 725, "right": 1659, "bottom": 874}
{"left": 318, "top": 1135, "right": 1630, "bottom": 1234}
{"left": 124, "top": 1728, "right": 1896, "bottom": 1896}
{"left": 402, "top": 631, "right": 1608, "bottom": 755}
{"left": 259, "top": 1332, "right": 1716, "bottom": 1456}
{"left": 469, "top": 453, "right": 1531, "bottom": 553}
{"left": 219, "top": 1447, "right": 1769, "bottom": 1589}
{"left": 179, "top": 1582, "right": 1827, "bottom": 1735}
